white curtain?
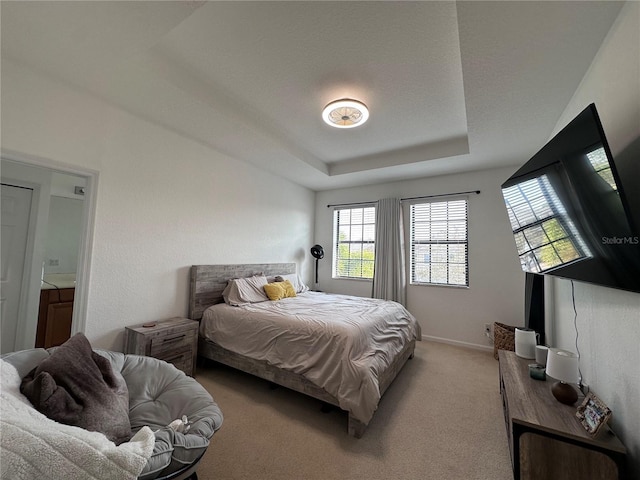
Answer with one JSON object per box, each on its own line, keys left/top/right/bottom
{"left": 372, "top": 198, "right": 406, "bottom": 305}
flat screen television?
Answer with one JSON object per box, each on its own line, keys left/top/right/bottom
{"left": 501, "top": 103, "right": 640, "bottom": 293}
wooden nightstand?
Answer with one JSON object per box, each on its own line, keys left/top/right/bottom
{"left": 124, "top": 317, "right": 198, "bottom": 376}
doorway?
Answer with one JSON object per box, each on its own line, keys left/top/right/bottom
{"left": 0, "top": 155, "right": 97, "bottom": 353}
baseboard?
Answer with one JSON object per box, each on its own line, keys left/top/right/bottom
{"left": 422, "top": 335, "right": 494, "bottom": 353}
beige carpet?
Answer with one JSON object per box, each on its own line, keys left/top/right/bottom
{"left": 193, "top": 341, "right": 512, "bottom": 480}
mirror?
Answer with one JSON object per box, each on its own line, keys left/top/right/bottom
{"left": 42, "top": 187, "right": 85, "bottom": 286}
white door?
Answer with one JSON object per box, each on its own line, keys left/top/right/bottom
{"left": 1, "top": 183, "right": 34, "bottom": 354}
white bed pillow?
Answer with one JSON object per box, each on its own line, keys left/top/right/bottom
{"left": 275, "top": 273, "right": 309, "bottom": 294}
{"left": 222, "top": 275, "right": 269, "bottom": 306}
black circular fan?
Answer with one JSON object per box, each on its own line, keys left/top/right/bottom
{"left": 310, "top": 244, "right": 324, "bottom": 260}
{"left": 310, "top": 244, "right": 324, "bottom": 284}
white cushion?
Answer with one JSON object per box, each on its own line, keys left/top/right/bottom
{"left": 276, "top": 273, "right": 309, "bottom": 293}
{"left": 223, "top": 275, "right": 269, "bottom": 305}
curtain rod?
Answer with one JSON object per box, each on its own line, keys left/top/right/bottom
{"left": 326, "top": 200, "right": 377, "bottom": 208}
{"left": 326, "top": 190, "right": 480, "bottom": 208}
{"left": 400, "top": 190, "right": 480, "bottom": 202}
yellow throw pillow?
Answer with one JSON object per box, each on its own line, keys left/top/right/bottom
{"left": 263, "top": 280, "right": 297, "bottom": 301}
{"left": 281, "top": 280, "right": 296, "bottom": 298}
{"left": 263, "top": 282, "right": 285, "bottom": 301}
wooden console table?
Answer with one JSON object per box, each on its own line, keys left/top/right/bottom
{"left": 498, "top": 350, "right": 627, "bottom": 479}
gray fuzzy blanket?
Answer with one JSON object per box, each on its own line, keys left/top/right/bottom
{"left": 20, "top": 333, "right": 132, "bottom": 445}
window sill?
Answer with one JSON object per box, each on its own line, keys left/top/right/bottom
{"left": 332, "top": 277, "right": 373, "bottom": 282}
{"left": 410, "top": 282, "right": 469, "bottom": 289}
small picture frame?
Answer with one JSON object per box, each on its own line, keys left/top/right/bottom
{"left": 576, "top": 392, "right": 611, "bottom": 436}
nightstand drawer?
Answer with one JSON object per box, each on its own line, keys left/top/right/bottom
{"left": 156, "top": 348, "right": 193, "bottom": 375}
{"left": 150, "top": 332, "right": 193, "bottom": 357}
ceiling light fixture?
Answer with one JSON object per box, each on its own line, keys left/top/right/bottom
{"left": 322, "top": 99, "right": 369, "bottom": 129}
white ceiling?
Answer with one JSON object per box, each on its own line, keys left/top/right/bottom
{"left": 1, "top": 1, "right": 624, "bottom": 191}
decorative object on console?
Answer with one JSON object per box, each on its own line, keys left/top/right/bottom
{"left": 514, "top": 327, "right": 538, "bottom": 359}
{"left": 535, "top": 345, "right": 549, "bottom": 366}
{"left": 576, "top": 392, "right": 612, "bottom": 436}
{"left": 528, "top": 363, "right": 546, "bottom": 381}
{"left": 545, "top": 348, "right": 580, "bottom": 405}
{"left": 310, "top": 244, "right": 324, "bottom": 285}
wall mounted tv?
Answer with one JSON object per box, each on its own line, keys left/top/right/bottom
{"left": 501, "top": 103, "right": 640, "bottom": 294}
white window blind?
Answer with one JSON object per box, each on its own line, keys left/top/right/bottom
{"left": 410, "top": 199, "right": 468, "bottom": 286}
{"left": 333, "top": 206, "right": 376, "bottom": 279}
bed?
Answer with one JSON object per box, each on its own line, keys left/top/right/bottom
{"left": 189, "top": 263, "right": 421, "bottom": 437}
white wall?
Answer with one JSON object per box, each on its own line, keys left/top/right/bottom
{"left": 315, "top": 166, "right": 526, "bottom": 350}
{"left": 1, "top": 59, "right": 316, "bottom": 350}
{"left": 550, "top": 3, "right": 640, "bottom": 475}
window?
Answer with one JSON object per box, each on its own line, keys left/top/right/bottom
{"left": 333, "top": 206, "right": 375, "bottom": 279}
{"left": 410, "top": 199, "right": 468, "bottom": 286}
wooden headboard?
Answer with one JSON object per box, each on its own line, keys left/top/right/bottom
{"left": 189, "top": 263, "right": 296, "bottom": 320}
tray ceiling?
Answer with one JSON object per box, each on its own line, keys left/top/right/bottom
{"left": 1, "top": 1, "right": 624, "bottom": 190}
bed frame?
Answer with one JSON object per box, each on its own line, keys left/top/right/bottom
{"left": 189, "top": 263, "right": 415, "bottom": 438}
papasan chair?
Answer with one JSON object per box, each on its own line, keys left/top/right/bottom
{"left": 1, "top": 333, "right": 223, "bottom": 480}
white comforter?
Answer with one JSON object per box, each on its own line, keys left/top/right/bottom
{"left": 200, "top": 291, "right": 421, "bottom": 424}
{"left": 0, "top": 359, "right": 155, "bottom": 480}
